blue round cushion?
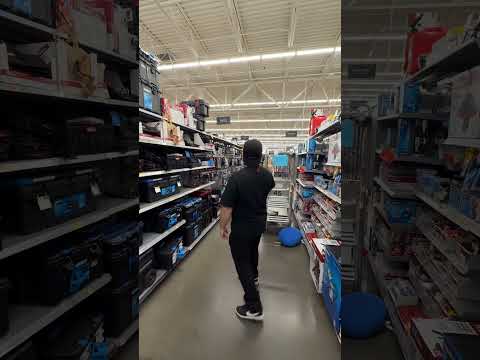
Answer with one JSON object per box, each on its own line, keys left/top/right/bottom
{"left": 278, "top": 227, "right": 302, "bottom": 247}
{"left": 341, "top": 293, "right": 386, "bottom": 339}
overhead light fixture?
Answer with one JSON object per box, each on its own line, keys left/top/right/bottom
{"left": 207, "top": 128, "right": 308, "bottom": 132}
{"left": 205, "top": 118, "right": 310, "bottom": 124}
{"left": 209, "top": 99, "right": 341, "bottom": 107}
{"left": 157, "top": 47, "right": 341, "bottom": 71}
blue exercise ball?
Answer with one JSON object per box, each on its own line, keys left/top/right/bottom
{"left": 341, "top": 292, "right": 386, "bottom": 339}
{"left": 278, "top": 227, "right": 302, "bottom": 247}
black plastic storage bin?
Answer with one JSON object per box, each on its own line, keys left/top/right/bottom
{"left": 111, "top": 112, "right": 138, "bottom": 152}
{"left": 4, "top": 341, "right": 38, "bottom": 360}
{"left": 145, "top": 206, "right": 182, "bottom": 233}
{"left": 0, "top": 278, "right": 9, "bottom": 336}
{"left": 3, "top": 169, "right": 100, "bottom": 235}
{"left": 196, "top": 118, "right": 205, "bottom": 132}
{"left": 182, "top": 201, "right": 201, "bottom": 222}
{"left": 139, "top": 249, "right": 156, "bottom": 294}
{"left": 183, "top": 222, "right": 201, "bottom": 247}
{"left": 181, "top": 172, "right": 202, "bottom": 188}
{"left": 166, "top": 153, "right": 187, "bottom": 170}
{"left": 102, "top": 223, "right": 141, "bottom": 288}
{"left": 140, "top": 177, "right": 178, "bottom": 203}
{"left": 104, "top": 280, "right": 139, "bottom": 337}
{"left": 0, "top": 129, "right": 11, "bottom": 160}
{"left": 38, "top": 314, "right": 104, "bottom": 360}
{"left": 61, "top": 118, "right": 114, "bottom": 157}
{"left": 0, "top": 0, "right": 54, "bottom": 26}
{"left": 194, "top": 99, "right": 209, "bottom": 117}
{"left": 11, "top": 238, "right": 104, "bottom": 305}
{"left": 101, "top": 157, "right": 138, "bottom": 199}
{"left": 153, "top": 236, "right": 182, "bottom": 270}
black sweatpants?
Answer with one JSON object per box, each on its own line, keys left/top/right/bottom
{"left": 229, "top": 221, "right": 264, "bottom": 312}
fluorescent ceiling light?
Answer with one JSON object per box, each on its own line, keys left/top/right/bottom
{"left": 157, "top": 47, "right": 341, "bottom": 71}
{"left": 206, "top": 119, "right": 309, "bottom": 123}
{"left": 210, "top": 99, "right": 341, "bottom": 107}
{"left": 261, "top": 51, "right": 296, "bottom": 60}
{"left": 229, "top": 55, "right": 262, "bottom": 63}
{"left": 207, "top": 128, "right": 308, "bottom": 132}
{"left": 199, "top": 59, "right": 230, "bottom": 66}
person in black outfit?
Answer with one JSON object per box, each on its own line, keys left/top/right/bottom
{"left": 220, "top": 139, "right": 275, "bottom": 321}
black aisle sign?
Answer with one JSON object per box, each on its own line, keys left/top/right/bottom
{"left": 240, "top": 135, "right": 249, "bottom": 140}
{"left": 347, "top": 64, "right": 376, "bottom": 79}
{"left": 285, "top": 131, "right": 298, "bottom": 137}
{"left": 216, "top": 116, "right": 231, "bottom": 124}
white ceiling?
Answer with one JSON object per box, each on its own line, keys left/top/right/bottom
{"left": 139, "top": 0, "right": 341, "bottom": 144}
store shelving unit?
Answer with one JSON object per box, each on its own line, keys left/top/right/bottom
{"left": 0, "top": 274, "right": 112, "bottom": 358}
{"left": 364, "top": 28, "right": 480, "bottom": 360}
{"left": 139, "top": 166, "right": 214, "bottom": 178}
{"left": 0, "top": 5, "right": 140, "bottom": 358}
{"left": 140, "top": 220, "right": 187, "bottom": 256}
{"left": 293, "top": 117, "right": 342, "bottom": 342}
{"left": 139, "top": 182, "right": 216, "bottom": 214}
{"left": 139, "top": 217, "right": 220, "bottom": 304}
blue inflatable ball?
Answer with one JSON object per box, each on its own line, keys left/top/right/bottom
{"left": 278, "top": 227, "right": 302, "bottom": 247}
{"left": 341, "top": 292, "right": 386, "bottom": 339}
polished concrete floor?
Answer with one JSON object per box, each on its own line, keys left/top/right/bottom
{"left": 135, "top": 225, "right": 340, "bottom": 360}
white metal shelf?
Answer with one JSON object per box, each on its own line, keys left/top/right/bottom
{"left": 416, "top": 192, "right": 480, "bottom": 239}
{"left": 139, "top": 220, "right": 187, "bottom": 256}
{"left": 139, "top": 218, "right": 219, "bottom": 303}
{"left": 0, "top": 150, "right": 138, "bottom": 175}
{"left": 139, "top": 166, "right": 214, "bottom": 178}
{"left": 377, "top": 113, "right": 449, "bottom": 122}
{"left": 139, "top": 109, "right": 241, "bottom": 149}
{"left": 0, "top": 197, "right": 138, "bottom": 261}
{"left": 185, "top": 217, "right": 219, "bottom": 251}
{"left": 373, "top": 177, "right": 415, "bottom": 200}
{"left": 108, "top": 320, "right": 138, "bottom": 350}
{"left": 312, "top": 119, "right": 341, "bottom": 139}
{"left": 0, "top": 81, "right": 137, "bottom": 108}
{"left": 139, "top": 182, "right": 215, "bottom": 214}
{"left": 296, "top": 179, "right": 315, "bottom": 188}
{"left": 139, "top": 135, "right": 213, "bottom": 151}
{"left": 0, "top": 274, "right": 111, "bottom": 358}
{"left": 443, "top": 137, "right": 480, "bottom": 149}
{"left": 314, "top": 185, "right": 341, "bottom": 204}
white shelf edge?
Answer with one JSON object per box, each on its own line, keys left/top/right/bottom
{"left": 373, "top": 177, "right": 415, "bottom": 200}
{"left": 416, "top": 191, "right": 480, "bottom": 239}
{"left": 0, "top": 150, "right": 138, "bottom": 174}
{"left": 139, "top": 218, "right": 219, "bottom": 303}
{"left": 314, "top": 185, "right": 341, "bottom": 204}
{"left": 139, "top": 166, "right": 214, "bottom": 178}
{"left": 185, "top": 217, "right": 219, "bottom": 251}
{"left": 139, "top": 135, "right": 213, "bottom": 152}
{"left": 139, "top": 109, "right": 241, "bottom": 149}
{"left": 296, "top": 178, "right": 315, "bottom": 188}
{"left": 0, "top": 198, "right": 139, "bottom": 261}
{"left": 139, "top": 182, "right": 215, "bottom": 214}
{"left": 109, "top": 319, "right": 139, "bottom": 349}
{"left": 0, "top": 274, "right": 111, "bottom": 358}
{"left": 0, "top": 82, "right": 137, "bottom": 108}
{"left": 139, "top": 220, "right": 187, "bottom": 255}
{"left": 139, "top": 269, "right": 169, "bottom": 304}
{"left": 0, "top": 9, "right": 57, "bottom": 35}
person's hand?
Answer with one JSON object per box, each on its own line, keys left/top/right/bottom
{"left": 220, "top": 226, "right": 230, "bottom": 240}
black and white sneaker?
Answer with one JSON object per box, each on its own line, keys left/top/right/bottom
{"left": 254, "top": 278, "right": 259, "bottom": 288}
{"left": 235, "top": 305, "right": 264, "bottom": 321}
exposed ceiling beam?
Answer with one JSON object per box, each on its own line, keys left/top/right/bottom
{"left": 225, "top": 0, "right": 244, "bottom": 53}
{"left": 162, "top": 73, "right": 340, "bottom": 90}
{"left": 232, "top": 83, "right": 255, "bottom": 104}
{"left": 256, "top": 84, "right": 280, "bottom": 107}
{"left": 343, "top": 58, "right": 403, "bottom": 63}
{"left": 204, "top": 88, "right": 220, "bottom": 104}
{"left": 344, "top": 2, "right": 480, "bottom": 10}
{"left": 288, "top": 6, "right": 297, "bottom": 49}
{"left": 343, "top": 34, "right": 405, "bottom": 41}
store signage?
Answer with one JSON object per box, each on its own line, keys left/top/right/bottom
{"left": 285, "top": 131, "right": 298, "bottom": 137}
{"left": 240, "top": 135, "right": 249, "bottom": 140}
{"left": 231, "top": 137, "right": 238, "bottom": 141}
{"left": 347, "top": 64, "right": 376, "bottom": 79}
{"left": 216, "top": 116, "right": 231, "bottom": 124}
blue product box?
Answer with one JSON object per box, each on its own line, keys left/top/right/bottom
{"left": 307, "top": 138, "right": 317, "bottom": 153}
{"left": 384, "top": 196, "right": 417, "bottom": 224}
{"left": 396, "top": 118, "right": 413, "bottom": 155}
{"left": 306, "top": 154, "right": 314, "bottom": 170}
{"left": 402, "top": 83, "right": 420, "bottom": 113}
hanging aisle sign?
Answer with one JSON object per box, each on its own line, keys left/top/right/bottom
{"left": 285, "top": 131, "right": 298, "bottom": 137}
{"left": 216, "top": 116, "right": 231, "bottom": 124}
{"left": 347, "top": 64, "right": 376, "bottom": 79}
{"left": 240, "top": 135, "right": 249, "bottom": 140}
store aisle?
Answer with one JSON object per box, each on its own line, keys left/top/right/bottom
{"left": 139, "top": 225, "right": 340, "bottom": 360}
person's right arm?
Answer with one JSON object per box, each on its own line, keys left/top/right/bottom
{"left": 220, "top": 176, "right": 238, "bottom": 240}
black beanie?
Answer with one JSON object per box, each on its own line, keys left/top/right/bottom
{"left": 243, "top": 139, "right": 262, "bottom": 168}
